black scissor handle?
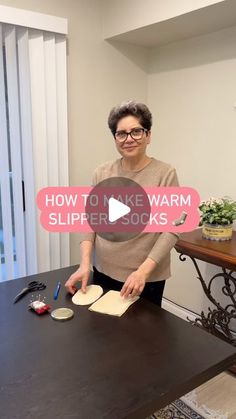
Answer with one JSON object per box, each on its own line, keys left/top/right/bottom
{"left": 13, "top": 281, "right": 46, "bottom": 303}
{"left": 37, "top": 283, "right": 46, "bottom": 291}
{"left": 28, "top": 281, "right": 46, "bottom": 291}
{"left": 28, "top": 281, "right": 40, "bottom": 287}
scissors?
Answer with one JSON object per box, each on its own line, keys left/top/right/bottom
{"left": 13, "top": 281, "right": 46, "bottom": 304}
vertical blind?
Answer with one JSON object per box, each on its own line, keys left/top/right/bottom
{"left": 0, "top": 22, "right": 69, "bottom": 281}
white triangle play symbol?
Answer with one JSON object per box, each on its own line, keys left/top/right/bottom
{"left": 108, "top": 197, "right": 131, "bottom": 222}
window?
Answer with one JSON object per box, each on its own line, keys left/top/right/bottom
{"left": 0, "top": 6, "right": 69, "bottom": 281}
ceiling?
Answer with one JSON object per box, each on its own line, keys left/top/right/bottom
{"left": 105, "top": 0, "right": 236, "bottom": 48}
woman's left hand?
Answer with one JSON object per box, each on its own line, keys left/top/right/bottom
{"left": 120, "top": 270, "right": 146, "bottom": 298}
{"left": 120, "top": 258, "right": 158, "bottom": 298}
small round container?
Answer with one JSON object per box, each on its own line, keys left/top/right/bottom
{"left": 202, "top": 223, "right": 233, "bottom": 241}
{"left": 51, "top": 308, "right": 74, "bottom": 321}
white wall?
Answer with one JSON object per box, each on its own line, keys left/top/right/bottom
{"left": 0, "top": 0, "right": 148, "bottom": 265}
{"left": 147, "top": 25, "right": 236, "bottom": 318}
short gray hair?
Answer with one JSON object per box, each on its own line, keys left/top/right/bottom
{"left": 108, "top": 100, "right": 152, "bottom": 136}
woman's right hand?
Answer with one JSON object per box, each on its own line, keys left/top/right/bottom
{"left": 65, "top": 266, "right": 90, "bottom": 295}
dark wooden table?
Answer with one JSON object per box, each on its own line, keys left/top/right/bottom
{"left": 0, "top": 265, "right": 236, "bottom": 419}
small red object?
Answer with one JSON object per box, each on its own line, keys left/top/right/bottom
{"left": 29, "top": 300, "right": 51, "bottom": 315}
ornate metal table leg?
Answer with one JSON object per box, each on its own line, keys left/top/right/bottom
{"left": 179, "top": 254, "right": 236, "bottom": 346}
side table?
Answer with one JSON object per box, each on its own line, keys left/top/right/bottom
{"left": 175, "top": 228, "right": 236, "bottom": 372}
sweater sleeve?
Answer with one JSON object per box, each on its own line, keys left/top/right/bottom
{"left": 79, "top": 169, "right": 98, "bottom": 244}
{"left": 147, "top": 167, "right": 180, "bottom": 264}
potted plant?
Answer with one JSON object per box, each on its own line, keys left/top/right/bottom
{"left": 199, "top": 197, "right": 236, "bottom": 241}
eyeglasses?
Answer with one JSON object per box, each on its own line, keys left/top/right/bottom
{"left": 114, "top": 127, "right": 148, "bottom": 143}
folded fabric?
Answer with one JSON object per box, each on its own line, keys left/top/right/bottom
{"left": 88, "top": 290, "right": 139, "bottom": 317}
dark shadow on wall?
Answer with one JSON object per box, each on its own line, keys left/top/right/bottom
{"left": 148, "top": 24, "right": 236, "bottom": 74}
{"left": 105, "top": 24, "right": 236, "bottom": 75}
{"left": 105, "top": 39, "right": 150, "bottom": 73}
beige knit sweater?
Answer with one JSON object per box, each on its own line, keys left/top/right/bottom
{"left": 80, "top": 158, "right": 179, "bottom": 282}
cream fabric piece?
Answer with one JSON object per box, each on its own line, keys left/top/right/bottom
{"left": 72, "top": 285, "right": 103, "bottom": 306}
{"left": 88, "top": 290, "right": 139, "bottom": 317}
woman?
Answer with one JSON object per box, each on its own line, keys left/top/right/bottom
{"left": 65, "top": 101, "right": 179, "bottom": 306}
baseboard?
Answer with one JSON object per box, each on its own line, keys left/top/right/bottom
{"left": 162, "top": 298, "right": 236, "bottom": 337}
{"left": 162, "top": 298, "right": 200, "bottom": 323}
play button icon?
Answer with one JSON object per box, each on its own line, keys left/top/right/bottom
{"left": 85, "top": 177, "right": 151, "bottom": 242}
{"left": 108, "top": 197, "right": 131, "bottom": 222}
